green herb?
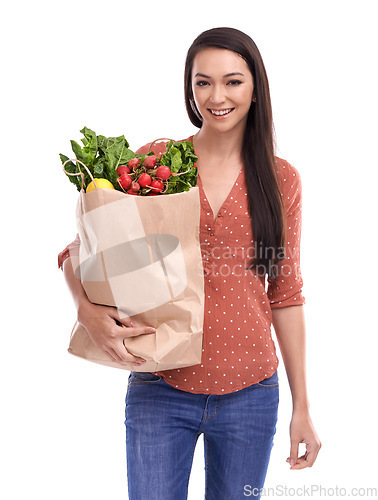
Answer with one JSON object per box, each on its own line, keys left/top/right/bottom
{"left": 60, "top": 128, "right": 198, "bottom": 194}
{"left": 60, "top": 127, "right": 135, "bottom": 192}
{"left": 160, "top": 140, "right": 198, "bottom": 194}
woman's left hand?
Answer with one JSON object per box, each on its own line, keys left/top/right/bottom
{"left": 286, "top": 409, "right": 322, "bottom": 470}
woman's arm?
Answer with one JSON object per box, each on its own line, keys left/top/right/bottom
{"left": 61, "top": 257, "right": 153, "bottom": 366}
{"left": 61, "top": 256, "right": 90, "bottom": 313}
{"left": 272, "top": 304, "right": 322, "bottom": 470}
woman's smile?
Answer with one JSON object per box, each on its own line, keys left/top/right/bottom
{"left": 208, "top": 107, "right": 235, "bottom": 118}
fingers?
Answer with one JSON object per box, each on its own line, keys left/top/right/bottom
{"left": 110, "top": 310, "right": 156, "bottom": 337}
{"left": 287, "top": 440, "right": 299, "bottom": 468}
{"left": 290, "top": 440, "right": 299, "bottom": 459}
{"left": 104, "top": 346, "right": 146, "bottom": 366}
{"left": 289, "top": 451, "right": 313, "bottom": 470}
{"left": 124, "top": 326, "right": 156, "bottom": 338}
{"left": 95, "top": 326, "right": 148, "bottom": 365}
{"left": 87, "top": 308, "right": 156, "bottom": 365}
{"left": 110, "top": 308, "right": 133, "bottom": 327}
{"left": 287, "top": 441, "right": 322, "bottom": 470}
{"left": 293, "top": 456, "right": 311, "bottom": 469}
{"left": 103, "top": 325, "right": 155, "bottom": 365}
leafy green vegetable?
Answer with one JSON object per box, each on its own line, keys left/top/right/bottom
{"left": 101, "top": 135, "right": 134, "bottom": 187}
{"left": 60, "top": 128, "right": 198, "bottom": 194}
{"left": 60, "top": 127, "right": 135, "bottom": 192}
{"left": 161, "top": 140, "right": 198, "bottom": 194}
{"left": 59, "top": 154, "right": 83, "bottom": 190}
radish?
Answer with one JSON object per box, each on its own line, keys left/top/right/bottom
{"left": 150, "top": 179, "right": 164, "bottom": 193}
{"left": 138, "top": 173, "right": 152, "bottom": 188}
{"left": 116, "top": 165, "right": 131, "bottom": 176}
{"left": 128, "top": 158, "right": 140, "bottom": 169}
{"left": 130, "top": 182, "right": 140, "bottom": 192}
{"left": 156, "top": 165, "right": 171, "bottom": 180}
{"left": 126, "top": 189, "right": 138, "bottom": 195}
{"left": 117, "top": 174, "right": 132, "bottom": 190}
{"left": 143, "top": 155, "right": 157, "bottom": 169}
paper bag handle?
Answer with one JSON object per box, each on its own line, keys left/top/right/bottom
{"left": 148, "top": 138, "right": 176, "bottom": 154}
{"left": 62, "top": 158, "right": 98, "bottom": 192}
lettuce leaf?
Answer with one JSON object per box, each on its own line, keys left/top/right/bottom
{"left": 59, "top": 154, "right": 83, "bottom": 191}
{"left": 161, "top": 140, "right": 198, "bottom": 194}
{"left": 60, "top": 127, "right": 134, "bottom": 192}
{"left": 60, "top": 129, "right": 197, "bottom": 194}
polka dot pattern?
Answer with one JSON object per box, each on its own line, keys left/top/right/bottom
{"left": 152, "top": 140, "right": 305, "bottom": 395}
{"left": 58, "top": 137, "right": 305, "bottom": 396}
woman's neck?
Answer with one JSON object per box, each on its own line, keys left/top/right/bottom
{"left": 192, "top": 127, "right": 244, "bottom": 164}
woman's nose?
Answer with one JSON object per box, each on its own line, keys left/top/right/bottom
{"left": 209, "top": 85, "right": 226, "bottom": 104}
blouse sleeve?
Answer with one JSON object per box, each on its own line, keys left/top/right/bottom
{"left": 135, "top": 140, "right": 170, "bottom": 156}
{"left": 267, "top": 159, "right": 305, "bottom": 308}
{"left": 58, "top": 233, "right": 81, "bottom": 271}
{"left": 135, "top": 143, "right": 150, "bottom": 154}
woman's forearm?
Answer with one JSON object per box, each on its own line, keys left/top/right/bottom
{"left": 271, "top": 305, "right": 309, "bottom": 412}
{"left": 62, "top": 256, "right": 90, "bottom": 312}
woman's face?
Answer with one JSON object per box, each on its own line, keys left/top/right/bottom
{"left": 191, "top": 47, "right": 254, "bottom": 133}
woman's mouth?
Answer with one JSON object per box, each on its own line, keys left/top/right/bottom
{"left": 208, "top": 108, "right": 235, "bottom": 119}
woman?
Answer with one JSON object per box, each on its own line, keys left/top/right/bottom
{"left": 58, "top": 27, "right": 321, "bottom": 500}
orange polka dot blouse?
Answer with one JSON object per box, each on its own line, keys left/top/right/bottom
{"left": 58, "top": 136, "right": 305, "bottom": 395}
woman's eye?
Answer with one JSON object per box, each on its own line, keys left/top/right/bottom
{"left": 195, "top": 80, "right": 242, "bottom": 87}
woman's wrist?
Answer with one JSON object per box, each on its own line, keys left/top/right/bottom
{"left": 292, "top": 399, "right": 310, "bottom": 414}
{"left": 77, "top": 297, "right": 93, "bottom": 325}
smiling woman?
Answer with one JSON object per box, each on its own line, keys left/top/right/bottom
{"left": 128, "top": 27, "right": 320, "bottom": 499}
{"left": 185, "top": 31, "right": 287, "bottom": 279}
{"left": 58, "top": 25, "right": 321, "bottom": 500}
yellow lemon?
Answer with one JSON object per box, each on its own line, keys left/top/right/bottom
{"left": 86, "top": 178, "right": 115, "bottom": 192}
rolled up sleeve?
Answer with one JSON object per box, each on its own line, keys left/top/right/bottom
{"left": 58, "top": 233, "right": 81, "bottom": 271}
{"left": 267, "top": 160, "right": 305, "bottom": 308}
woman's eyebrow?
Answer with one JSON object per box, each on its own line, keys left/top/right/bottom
{"left": 194, "top": 72, "right": 244, "bottom": 78}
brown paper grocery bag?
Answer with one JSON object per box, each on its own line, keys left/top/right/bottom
{"left": 63, "top": 159, "right": 204, "bottom": 372}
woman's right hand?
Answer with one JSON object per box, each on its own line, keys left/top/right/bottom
{"left": 77, "top": 300, "right": 155, "bottom": 366}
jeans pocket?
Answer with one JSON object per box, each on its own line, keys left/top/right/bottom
{"left": 128, "top": 371, "right": 162, "bottom": 385}
{"left": 256, "top": 370, "right": 279, "bottom": 388}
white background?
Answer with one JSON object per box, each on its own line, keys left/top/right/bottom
{"left": 1, "top": 0, "right": 377, "bottom": 498}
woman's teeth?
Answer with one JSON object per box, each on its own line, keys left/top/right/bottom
{"left": 209, "top": 108, "right": 234, "bottom": 116}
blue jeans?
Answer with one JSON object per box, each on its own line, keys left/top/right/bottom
{"left": 125, "top": 370, "right": 279, "bottom": 500}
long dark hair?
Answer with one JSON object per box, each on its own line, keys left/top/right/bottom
{"left": 184, "top": 27, "right": 286, "bottom": 279}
